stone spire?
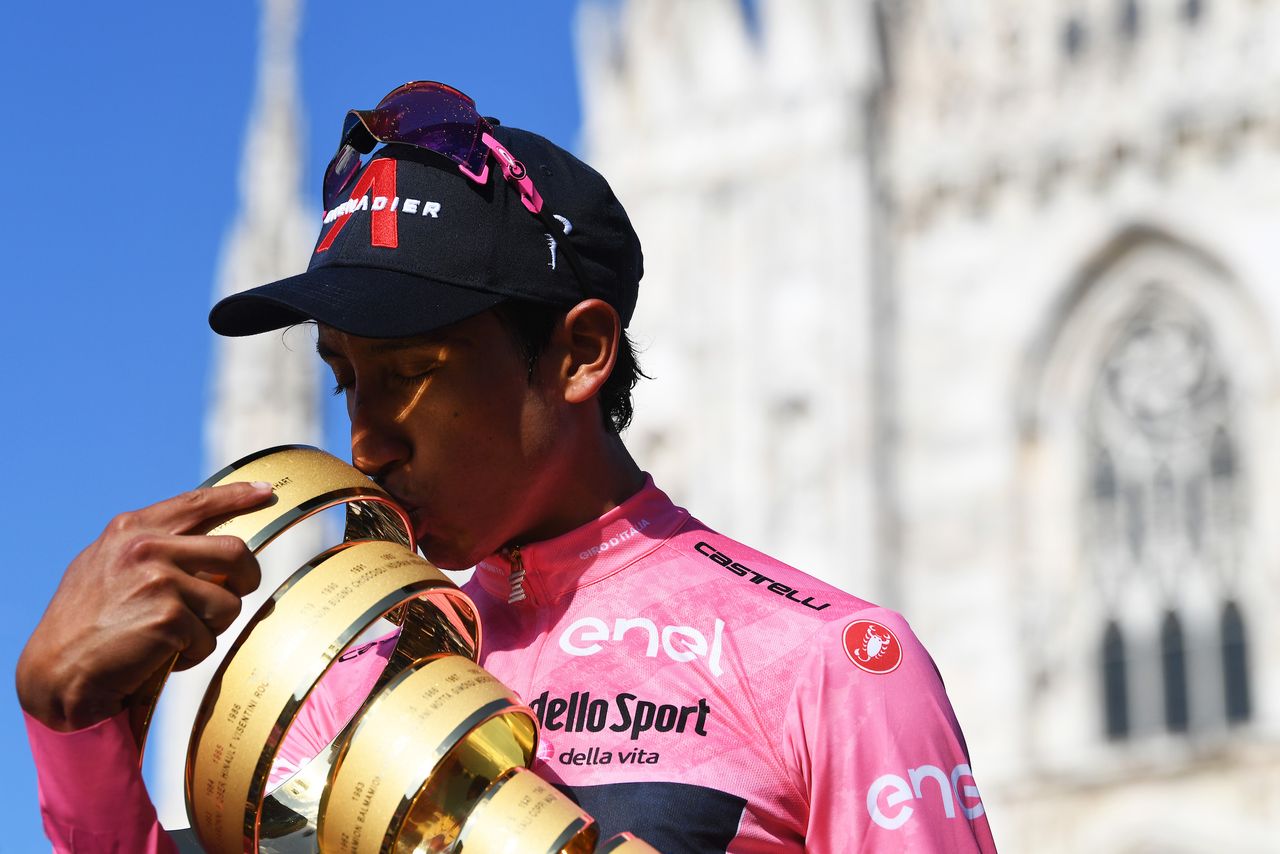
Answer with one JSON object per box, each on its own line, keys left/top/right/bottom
{"left": 148, "top": 0, "right": 323, "bottom": 826}
{"left": 206, "top": 0, "right": 318, "bottom": 467}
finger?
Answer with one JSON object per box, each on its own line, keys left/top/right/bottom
{"left": 137, "top": 598, "right": 219, "bottom": 673}
{"left": 130, "top": 482, "right": 275, "bottom": 536}
{"left": 175, "top": 573, "right": 245, "bottom": 636}
{"left": 194, "top": 535, "right": 262, "bottom": 598}
{"left": 169, "top": 607, "right": 219, "bottom": 671}
{"left": 124, "top": 533, "right": 262, "bottom": 597}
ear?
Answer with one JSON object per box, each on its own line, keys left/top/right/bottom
{"left": 553, "top": 299, "right": 620, "bottom": 406}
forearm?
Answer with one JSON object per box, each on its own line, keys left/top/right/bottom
{"left": 26, "top": 710, "right": 176, "bottom": 854}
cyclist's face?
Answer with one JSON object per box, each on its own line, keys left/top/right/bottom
{"left": 316, "top": 311, "right": 571, "bottom": 569}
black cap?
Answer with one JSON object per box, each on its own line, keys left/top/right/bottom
{"left": 209, "top": 126, "right": 643, "bottom": 338}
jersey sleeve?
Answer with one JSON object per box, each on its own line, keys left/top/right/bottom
{"left": 782, "top": 608, "right": 997, "bottom": 853}
{"left": 25, "top": 633, "right": 394, "bottom": 853}
{"left": 25, "top": 710, "right": 177, "bottom": 854}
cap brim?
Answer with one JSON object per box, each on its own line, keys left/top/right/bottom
{"left": 209, "top": 266, "right": 507, "bottom": 338}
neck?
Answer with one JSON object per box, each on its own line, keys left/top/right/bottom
{"left": 507, "top": 428, "right": 645, "bottom": 549}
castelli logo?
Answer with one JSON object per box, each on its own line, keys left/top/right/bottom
{"left": 843, "top": 620, "right": 902, "bottom": 674}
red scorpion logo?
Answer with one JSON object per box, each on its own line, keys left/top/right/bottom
{"left": 853, "top": 626, "right": 893, "bottom": 663}
{"left": 843, "top": 620, "right": 902, "bottom": 674}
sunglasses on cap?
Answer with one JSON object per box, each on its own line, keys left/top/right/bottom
{"left": 322, "top": 81, "right": 587, "bottom": 288}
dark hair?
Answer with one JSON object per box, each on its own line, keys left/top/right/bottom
{"left": 491, "top": 301, "right": 644, "bottom": 433}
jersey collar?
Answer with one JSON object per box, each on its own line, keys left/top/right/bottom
{"left": 473, "top": 475, "right": 688, "bottom": 607}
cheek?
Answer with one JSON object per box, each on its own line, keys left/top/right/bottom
{"left": 452, "top": 392, "right": 564, "bottom": 521}
{"left": 416, "top": 377, "right": 542, "bottom": 479}
{"left": 513, "top": 371, "right": 582, "bottom": 477}
{"left": 515, "top": 355, "right": 576, "bottom": 455}
{"left": 466, "top": 358, "right": 557, "bottom": 456}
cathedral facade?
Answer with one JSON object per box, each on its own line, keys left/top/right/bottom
{"left": 579, "top": 1, "right": 1280, "bottom": 849}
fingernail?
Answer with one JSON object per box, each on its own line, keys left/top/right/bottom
{"left": 250, "top": 481, "right": 273, "bottom": 491}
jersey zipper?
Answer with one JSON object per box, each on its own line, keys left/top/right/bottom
{"left": 507, "top": 546, "right": 528, "bottom": 604}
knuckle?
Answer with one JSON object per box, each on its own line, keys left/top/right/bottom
{"left": 106, "top": 512, "right": 138, "bottom": 537}
{"left": 153, "top": 625, "right": 184, "bottom": 652}
{"left": 136, "top": 565, "right": 175, "bottom": 596}
{"left": 149, "top": 626, "right": 181, "bottom": 654}
{"left": 122, "top": 534, "right": 162, "bottom": 564}
{"left": 157, "top": 596, "right": 187, "bottom": 623}
{"left": 180, "top": 489, "right": 207, "bottom": 509}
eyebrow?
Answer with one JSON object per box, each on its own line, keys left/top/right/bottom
{"left": 369, "top": 337, "right": 445, "bottom": 354}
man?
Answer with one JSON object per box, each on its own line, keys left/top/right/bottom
{"left": 18, "top": 82, "right": 997, "bottom": 852}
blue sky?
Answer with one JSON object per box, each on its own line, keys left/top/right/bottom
{"left": 0, "top": 2, "right": 581, "bottom": 847}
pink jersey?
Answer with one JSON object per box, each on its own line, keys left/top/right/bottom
{"left": 26, "top": 478, "right": 996, "bottom": 852}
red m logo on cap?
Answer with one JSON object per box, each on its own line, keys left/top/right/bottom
{"left": 315, "top": 158, "right": 398, "bottom": 253}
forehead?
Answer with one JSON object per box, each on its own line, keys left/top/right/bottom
{"left": 314, "top": 314, "right": 497, "bottom": 359}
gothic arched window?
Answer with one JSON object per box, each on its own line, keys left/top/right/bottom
{"left": 1085, "top": 291, "right": 1245, "bottom": 739}
{"left": 1221, "top": 601, "right": 1250, "bottom": 724}
{"left": 1161, "top": 612, "right": 1189, "bottom": 732}
{"left": 1102, "top": 621, "right": 1130, "bottom": 739}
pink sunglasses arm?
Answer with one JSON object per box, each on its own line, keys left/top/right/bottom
{"left": 468, "top": 131, "right": 543, "bottom": 214}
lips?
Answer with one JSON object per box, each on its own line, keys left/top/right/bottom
{"left": 378, "top": 479, "right": 414, "bottom": 512}
{"left": 393, "top": 498, "right": 424, "bottom": 527}
{"left": 378, "top": 484, "right": 424, "bottom": 532}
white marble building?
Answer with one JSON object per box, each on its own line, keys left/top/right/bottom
{"left": 579, "top": 0, "right": 1280, "bottom": 849}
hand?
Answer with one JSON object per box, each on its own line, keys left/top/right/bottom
{"left": 16, "top": 482, "right": 273, "bottom": 732}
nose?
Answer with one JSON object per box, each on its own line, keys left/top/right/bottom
{"left": 348, "top": 393, "right": 411, "bottom": 480}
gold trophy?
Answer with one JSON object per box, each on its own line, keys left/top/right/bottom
{"left": 130, "top": 446, "right": 659, "bottom": 854}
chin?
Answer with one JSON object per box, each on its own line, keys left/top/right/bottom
{"left": 416, "top": 539, "right": 483, "bottom": 572}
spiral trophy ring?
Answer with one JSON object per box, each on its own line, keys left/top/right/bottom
{"left": 132, "top": 446, "right": 659, "bottom": 853}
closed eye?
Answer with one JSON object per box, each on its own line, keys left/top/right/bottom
{"left": 393, "top": 372, "right": 434, "bottom": 386}
{"left": 326, "top": 366, "right": 354, "bottom": 397}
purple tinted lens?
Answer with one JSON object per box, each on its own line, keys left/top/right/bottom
{"left": 322, "top": 144, "right": 363, "bottom": 210}
{"left": 321, "top": 82, "right": 490, "bottom": 210}
{"left": 368, "top": 85, "right": 488, "bottom": 175}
